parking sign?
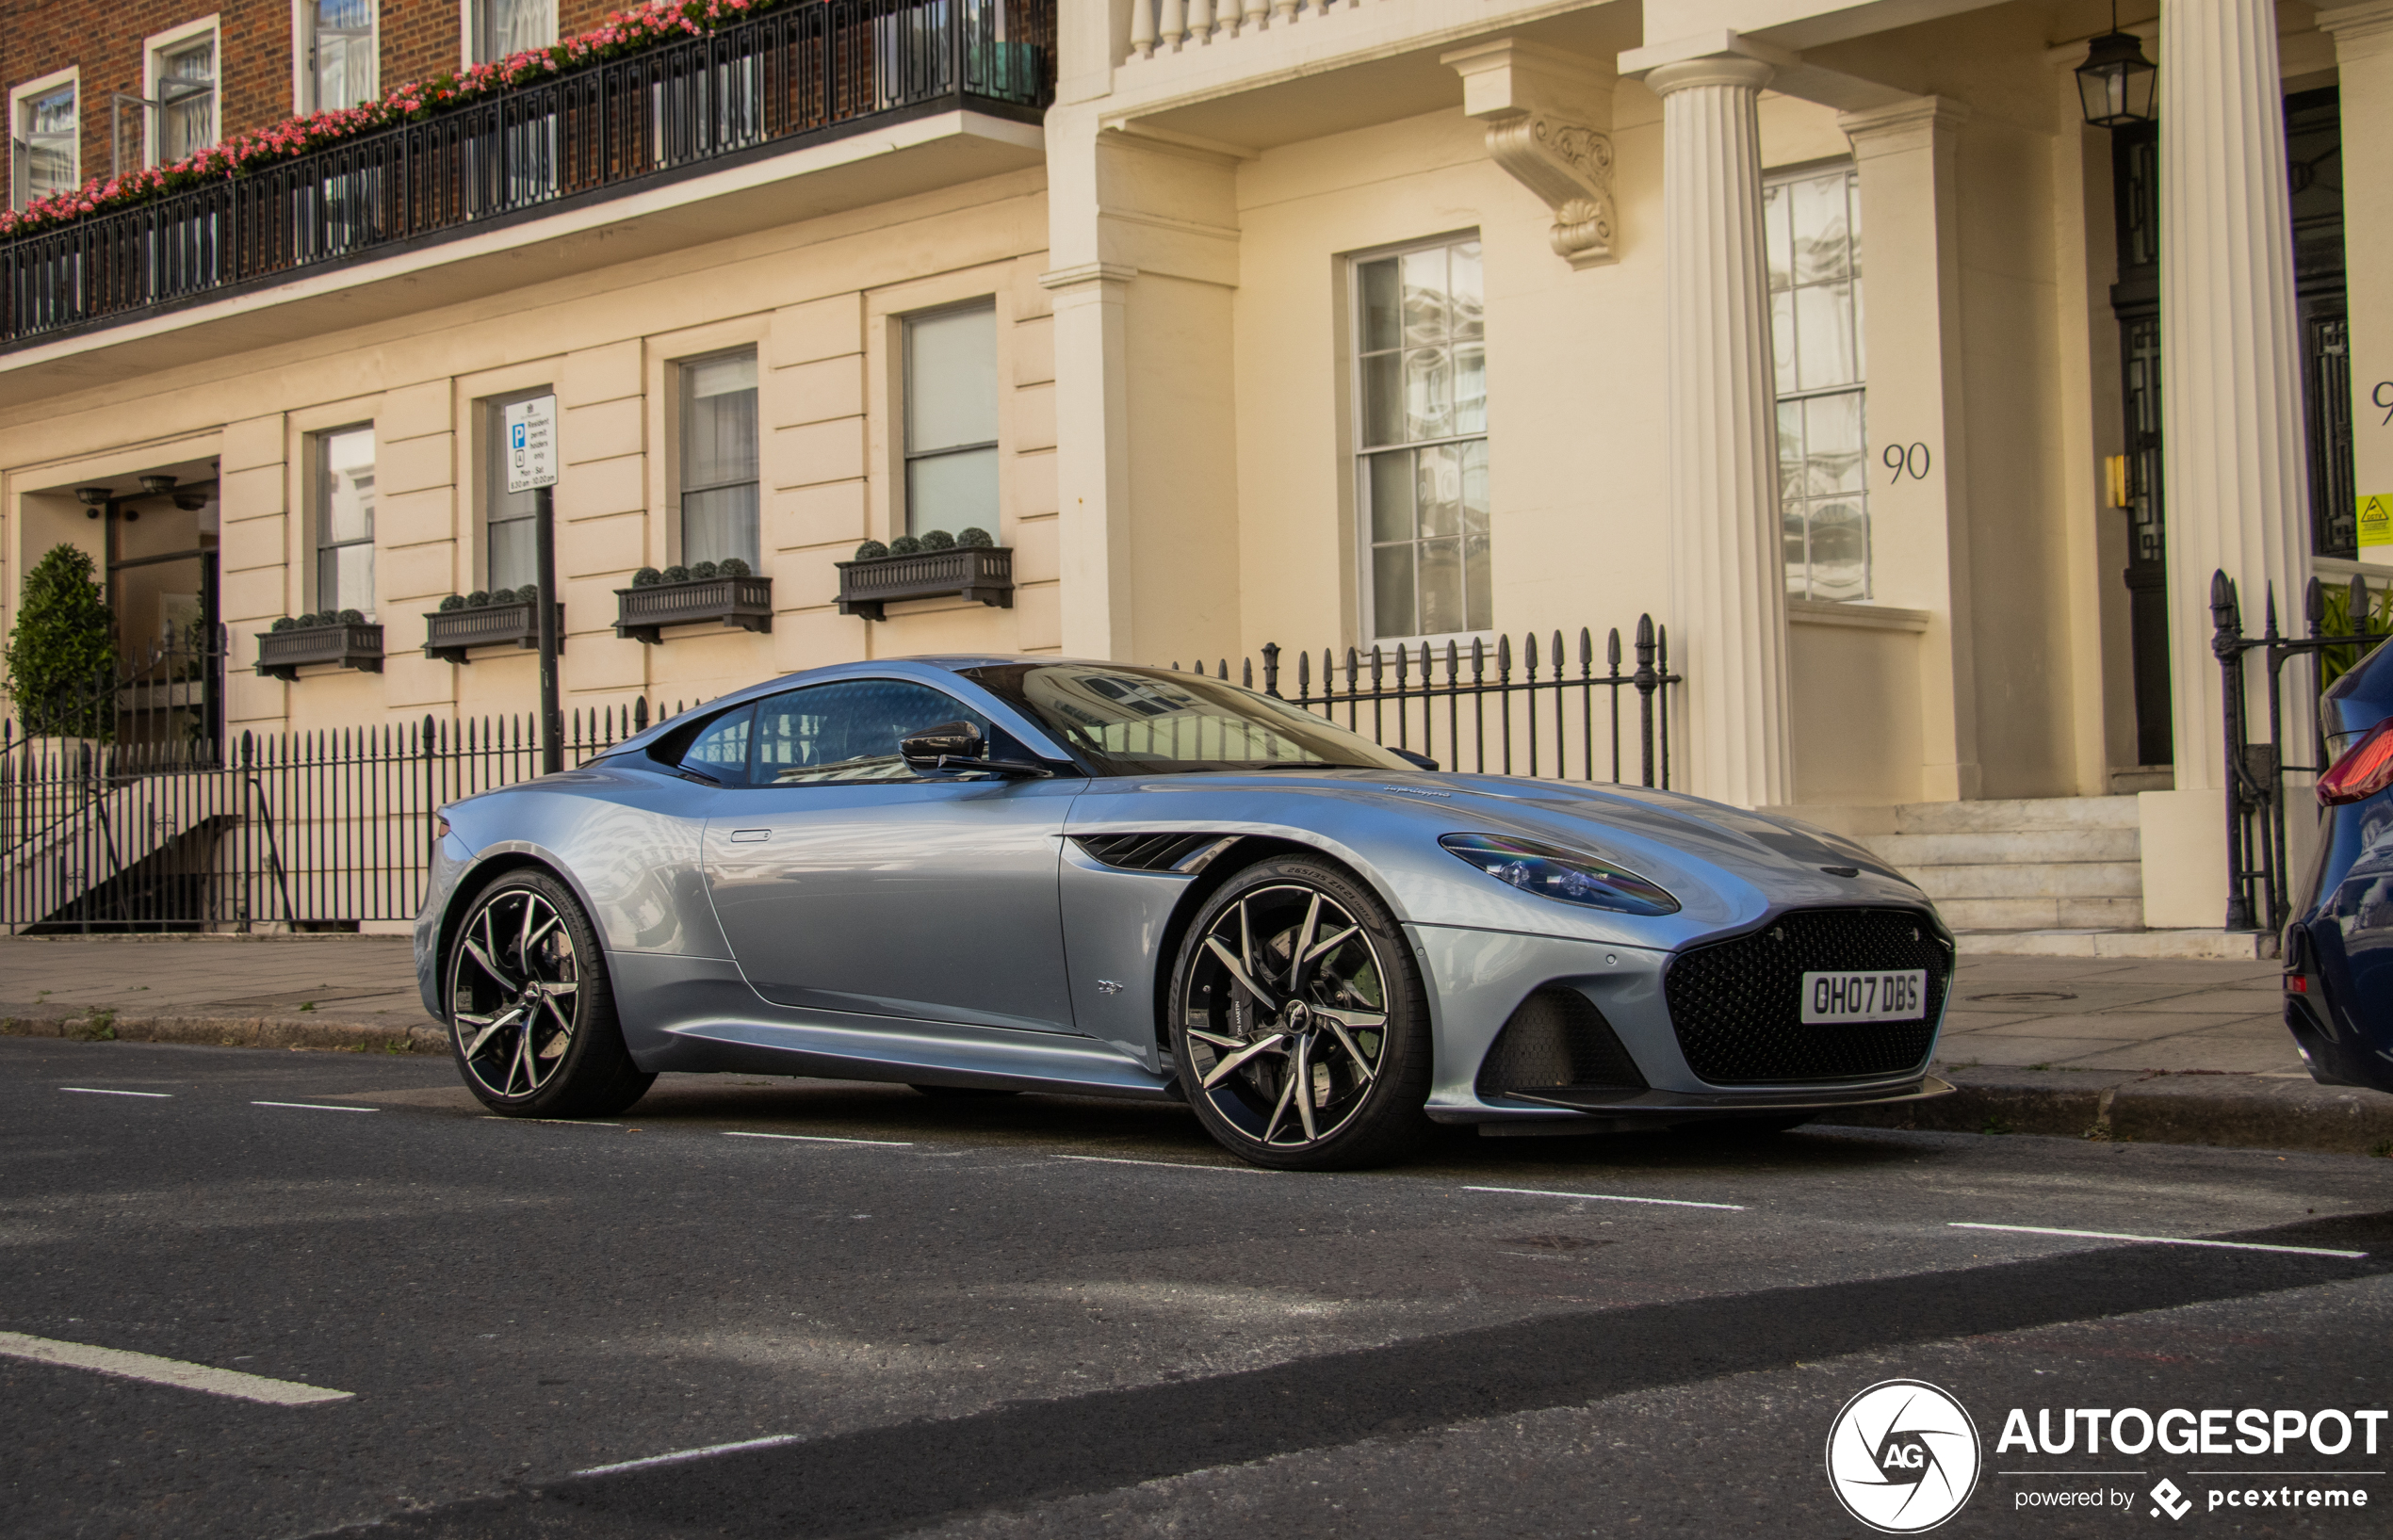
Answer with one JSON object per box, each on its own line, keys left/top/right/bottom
{"left": 504, "top": 395, "right": 558, "bottom": 494}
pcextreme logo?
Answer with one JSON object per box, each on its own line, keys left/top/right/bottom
{"left": 1826, "top": 1379, "right": 1984, "bottom": 1533}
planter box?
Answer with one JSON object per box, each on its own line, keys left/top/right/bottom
{"left": 612, "top": 575, "right": 773, "bottom": 644}
{"left": 836, "top": 546, "right": 1014, "bottom": 622}
{"left": 424, "top": 601, "right": 564, "bottom": 664}
{"left": 256, "top": 623, "right": 383, "bottom": 681}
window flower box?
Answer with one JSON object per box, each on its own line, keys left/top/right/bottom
{"left": 256, "top": 620, "right": 383, "bottom": 681}
{"left": 613, "top": 572, "right": 773, "bottom": 644}
{"left": 837, "top": 545, "right": 1014, "bottom": 622}
{"left": 424, "top": 598, "right": 564, "bottom": 663}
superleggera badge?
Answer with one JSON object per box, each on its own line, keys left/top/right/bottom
{"left": 1381, "top": 786, "right": 1451, "bottom": 798}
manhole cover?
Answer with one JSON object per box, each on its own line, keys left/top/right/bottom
{"left": 1967, "top": 991, "right": 2077, "bottom": 1003}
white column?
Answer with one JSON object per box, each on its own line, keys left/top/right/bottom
{"left": 2157, "top": 0, "right": 2313, "bottom": 787}
{"left": 1041, "top": 261, "right": 1137, "bottom": 660}
{"left": 1642, "top": 54, "right": 1793, "bottom": 808}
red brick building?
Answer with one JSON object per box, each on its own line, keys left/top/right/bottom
{"left": 7, "top": 1, "right": 618, "bottom": 204}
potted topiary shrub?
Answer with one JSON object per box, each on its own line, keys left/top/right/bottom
{"left": 835, "top": 527, "right": 1015, "bottom": 621}
{"left": 3, "top": 544, "right": 116, "bottom": 767}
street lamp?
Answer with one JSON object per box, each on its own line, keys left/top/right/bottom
{"left": 2076, "top": 5, "right": 2157, "bottom": 128}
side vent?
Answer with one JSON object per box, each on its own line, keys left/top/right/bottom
{"left": 1475, "top": 988, "right": 1647, "bottom": 1099}
{"left": 1072, "top": 834, "right": 1239, "bottom": 874}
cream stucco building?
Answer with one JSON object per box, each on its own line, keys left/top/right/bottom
{"left": 2, "top": 0, "right": 2385, "bottom": 940}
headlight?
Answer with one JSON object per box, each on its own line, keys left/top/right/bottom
{"left": 1440, "top": 834, "right": 1679, "bottom": 916}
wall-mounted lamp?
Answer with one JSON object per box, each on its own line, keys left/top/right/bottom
{"left": 2076, "top": 4, "right": 2157, "bottom": 128}
{"left": 76, "top": 486, "right": 111, "bottom": 519}
{"left": 138, "top": 474, "right": 177, "bottom": 496}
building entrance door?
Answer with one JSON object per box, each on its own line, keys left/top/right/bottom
{"left": 104, "top": 476, "right": 223, "bottom": 766}
{"left": 2110, "top": 122, "right": 2171, "bottom": 768}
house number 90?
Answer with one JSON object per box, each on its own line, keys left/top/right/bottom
{"left": 1883, "top": 442, "right": 1932, "bottom": 482}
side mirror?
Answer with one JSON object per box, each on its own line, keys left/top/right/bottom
{"left": 900, "top": 721, "right": 985, "bottom": 772}
{"left": 900, "top": 721, "right": 1055, "bottom": 780}
{"left": 1390, "top": 747, "right": 1440, "bottom": 771}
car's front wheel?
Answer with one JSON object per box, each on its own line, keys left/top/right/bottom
{"left": 1168, "top": 857, "right": 1433, "bottom": 1170}
{"left": 446, "top": 868, "right": 654, "bottom": 1119}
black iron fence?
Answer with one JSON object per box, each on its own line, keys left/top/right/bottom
{"left": 0, "top": 616, "right": 1680, "bottom": 930}
{"left": 1, "top": 0, "right": 1054, "bottom": 347}
{"left": 2212, "top": 568, "right": 2392, "bottom": 933}
{"left": 1171, "top": 619, "right": 1681, "bottom": 787}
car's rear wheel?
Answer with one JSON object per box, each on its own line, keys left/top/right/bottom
{"left": 1168, "top": 857, "right": 1433, "bottom": 1170}
{"left": 447, "top": 869, "right": 654, "bottom": 1119}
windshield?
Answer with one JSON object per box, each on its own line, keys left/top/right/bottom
{"left": 958, "top": 663, "right": 1416, "bottom": 777}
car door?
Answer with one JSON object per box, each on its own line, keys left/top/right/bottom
{"left": 700, "top": 677, "right": 1083, "bottom": 1033}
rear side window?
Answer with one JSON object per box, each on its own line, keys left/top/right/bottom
{"left": 750, "top": 680, "right": 989, "bottom": 786}
{"left": 677, "top": 705, "right": 754, "bottom": 786}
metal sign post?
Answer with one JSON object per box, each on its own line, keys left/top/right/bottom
{"left": 504, "top": 396, "right": 563, "bottom": 774}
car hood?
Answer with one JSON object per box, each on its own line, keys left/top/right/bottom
{"left": 1079, "top": 769, "right": 1932, "bottom": 948}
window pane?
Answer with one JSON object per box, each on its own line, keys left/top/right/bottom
{"left": 1453, "top": 343, "right": 1487, "bottom": 435}
{"left": 1784, "top": 507, "right": 1811, "bottom": 594}
{"left": 1777, "top": 399, "right": 1805, "bottom": 505}
{"left": 480, "top": 0, "right": 557, "bottom": 60}
{"left": 1770, "top": 289, "right": 1797, "bottom": 397}
{"left": 320, "top": 427, "right": 374, "bottom": 545}
{"left": 1368, "top": 451, "right": 1414, "bottom": 545}
{"left": 1803, "top": 391, "right": 1865, "bottom": 495}
{"left": 161, "top": 42, "right": 216, "bottom": 161}
{"left": 1790, "top": 173, "right": 1851, "bottom": 284}
{"left": 1794, "top": 283, "right": 1857, "bottom": 392}
{"left": 1416, "top": 538, "right": 1464, "bottom": 637}
{"left": 1359, "top": 259, "right": 1400, "bottom": 352}
{"left": 682, "top": 483, "right": 759, "bottom": 568}
{"left": 905, "top": 304, "right": 998, "bottom": 454}
{"left": 1403, "top": 347, "right": 1450, "bottom": 443}
{"left": 1764, "top": 183, "right": 1790, "bottom": 291}
{"left": 1372, "top": 543, "right": 1416, "bottom": 640}
{"left": 905, "top": 445, "right": 998, "bottom": 537}
{"left": 1448, "top": 241, "right": 1484, "bottom": 341}
{"left": 1415, "top": 444, "right": 1460, "bottom": 539}
{"left": 751, "top": 680, "right": 987, "bottom": 786}
{"left": 682, "top": 353, "right": 757, "bottom": 489}
{"left": 1359, "top": 352, "right": 1404, "bottom": 448}
{"left": 1808, "top": 501, "right": 1868, "bottom": 601}
{"left": 1462, "top": 440, "right": 1492, "bottom": 634}
{"left": 683, "top": 705, "right": 752, "bottom": 784}
{"left": 24, "top": 88, "right": 75, "bottom": 203}
{"left": 321, "top": 540, "right": 375, "bottom": 615}
{"left": 488, "top": 515, "right": 537, "bottom": 592}
{"left": 1400, "top": 248, "right": 1446, "bottom": 346}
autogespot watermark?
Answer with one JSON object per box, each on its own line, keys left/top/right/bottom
{"left": 1827, "top": 1383, "right": 2386, "bottom": 1529}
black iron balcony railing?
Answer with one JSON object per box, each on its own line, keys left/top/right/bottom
{"left": 0, "top": 0, "right": 1053, "bottom": 349}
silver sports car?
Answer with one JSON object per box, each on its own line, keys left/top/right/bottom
{"left": 414, "top": 657, "right": 1956, "bottom": 1169}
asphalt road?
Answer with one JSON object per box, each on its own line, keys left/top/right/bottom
{"left": 4, "top": 1037, "right": 2390, "bottom": 1540}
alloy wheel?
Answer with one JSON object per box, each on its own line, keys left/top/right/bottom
{"left": 448, "top": 886, "right": 582, "bottom": 1101}
{"left": 1178, "top": 882, "right": 1391, "bottom": 1151}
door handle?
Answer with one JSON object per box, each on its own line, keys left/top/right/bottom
{"left": 728, "top": 829, "right": 771, "bottom": 843}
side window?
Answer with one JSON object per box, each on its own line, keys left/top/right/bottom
{"left": 750, "top": 680, "right": 991, "bottom": 786}
{"left": 678, "top": 705, "right": 753, "bottom": 786}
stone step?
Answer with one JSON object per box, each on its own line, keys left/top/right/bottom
{"left": 1954, "top": 928, "right": 2277, "bottom": 960}
{"left": 1893, "top": 795, "right": 2142, "bottom": 835}
{"left": 1906, "top": 861, "right": 2145, "bottom": 901}
{"left": 1861, "top": 828, "right": 2141, "bottom": 867}
{"left": 1932, "top": 895, "right": 2145, "bottom": 931}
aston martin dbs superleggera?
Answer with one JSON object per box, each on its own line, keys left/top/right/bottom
{"left": 414, "top": 657, "right": 1956, "bottom": 1168}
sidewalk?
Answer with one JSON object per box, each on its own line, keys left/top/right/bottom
{"left": 1, "top": 934, "right": 2385, "bottom": 1155}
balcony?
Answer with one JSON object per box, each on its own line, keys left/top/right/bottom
{"left": 0, "top": 0, "right": 1053, "bottom": 391}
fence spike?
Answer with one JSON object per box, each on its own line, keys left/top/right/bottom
{"left": 1297, "top": 649, "right": 1310, "bottom": 695}
{"left": 1242, "top": 657, "right": 1252, "bottom": 689}
{"left": 1497, "top": 634, "right": 1511, "bottom": 677}
{"left": 1262, "top": 641, "right": 1281, "bottom": 697}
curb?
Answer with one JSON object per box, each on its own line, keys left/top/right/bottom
{"left": 1820, "top": 1066, "right": 2393, "bottom": 1158}
{"left": 0, "top": 1008, "right": 447, "bottom": 1056}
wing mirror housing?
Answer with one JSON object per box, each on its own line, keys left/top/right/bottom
{"left": 900, "top": 721, "right": 1052, "bottom": 779}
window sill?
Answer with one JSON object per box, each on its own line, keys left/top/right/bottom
{"left": 1786, "top": 598, "right": 1931, "bottom": 634}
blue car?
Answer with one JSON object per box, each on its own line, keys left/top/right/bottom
{"left": 2286, "top": 635, "right": 2393, "bottom": 1089}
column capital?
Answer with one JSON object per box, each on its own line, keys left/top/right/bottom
{"left": 1444, "top": 39, "right": 1621, "bottom": 268}
{"left": 1620, "top": 30, "right": 1790, "bottom": 94}
{"left": 1837, "top": 95, "right": 1970, "bottom": 158}
{"left": 1037, "top": 262, "right": 1137, "bottom": 293}
{"left": 2318, "top": 0, "right": 2393, "bottom": 56}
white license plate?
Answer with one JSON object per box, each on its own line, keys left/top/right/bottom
{"left": 1800, "top": 969, "right": 1928, "bottom": 1024}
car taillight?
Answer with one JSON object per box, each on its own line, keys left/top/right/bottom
{"left": 2319, "top": 719, "right": 2393, "bottom": 806}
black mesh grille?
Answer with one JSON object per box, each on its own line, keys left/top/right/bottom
{"left": 1476, "top": 988, "right": 1648, "bottom": 1098}
{"left": 1665, "top": 908, "right": 1949, "bottom": 1084}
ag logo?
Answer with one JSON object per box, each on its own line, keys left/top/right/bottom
{"left": 1825, "top": 1379, "right": 1981, "bottom": 1532}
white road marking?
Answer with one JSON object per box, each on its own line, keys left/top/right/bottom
{"left": 0, "top": 1331, "right": 352, "bottom": 1405}
{"left": 480, "top": 1116, "right": 621, "bottom": 1127}
{"left": 60, "top": 1087, "right": 171, "bottom": 1098}
{"left": 1948, "top": 1222, "right": 2366, "bottom": 1258}
{"left": 724, "top": 1131, "right": 913, "bottom": 1147}
{"left": 1052, "top": 1154, "right": 1270, "bottom": 1173}
{"left": 576, "top": 1434, "right": 804, "bottom": 1476}
{"left": 252, "top": 1101, "right": 379, "bottom": 1113}
{"left": 1465, "top": 1184, "right": 1745, "bottom": 1211}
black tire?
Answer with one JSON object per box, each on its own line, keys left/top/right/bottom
{"left": 910, "top": 1084, "right": 1022, "bottom": 1099}
{"left": 445, "top": 867, "right": 654, "bottom": 1119}
{"left": 1168, "top": 856, "right": 1433, "bottom": 1171}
